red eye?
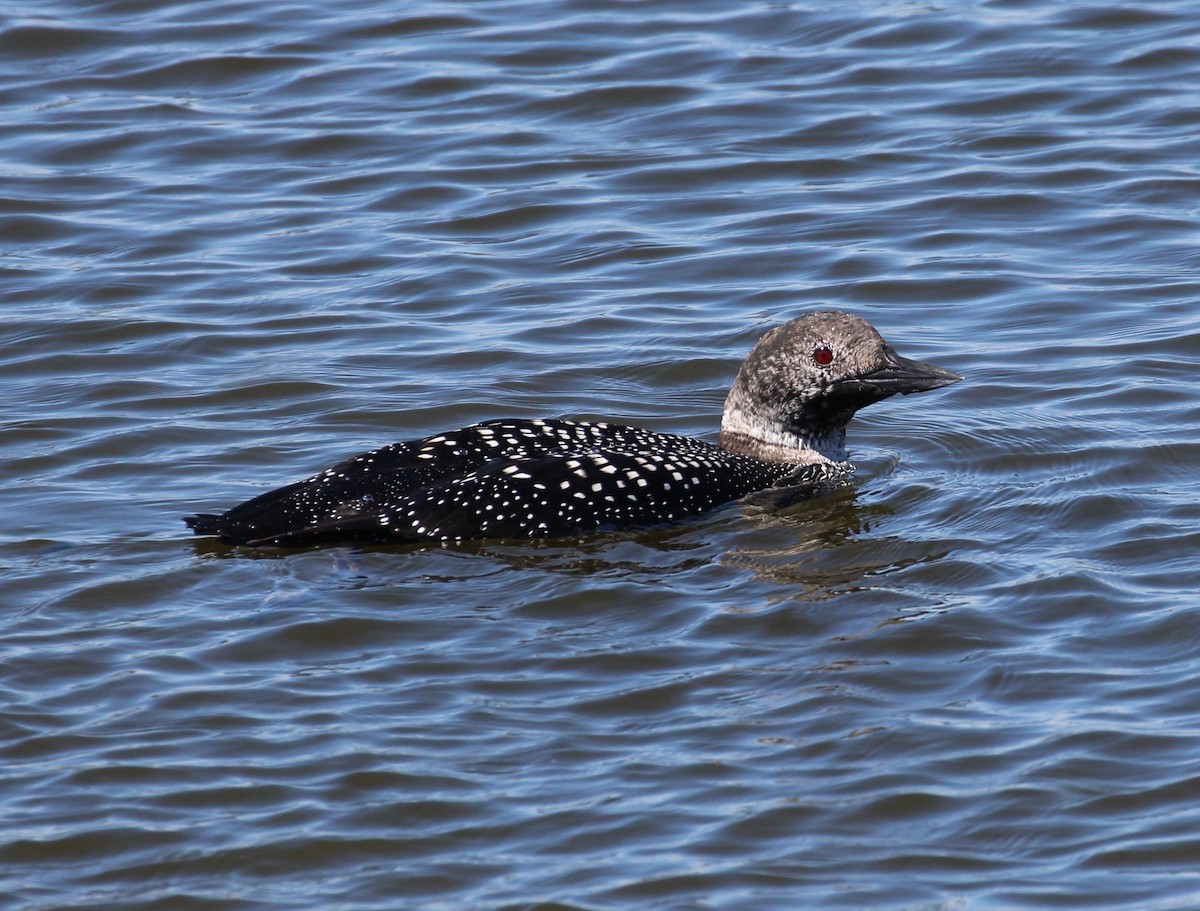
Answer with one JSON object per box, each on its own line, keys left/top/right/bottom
{"left": 813, "top": 344, "right": 834, "bottom": 366}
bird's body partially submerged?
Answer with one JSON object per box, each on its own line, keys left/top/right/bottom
{"left": 186, "top": 311, "right": 961, "bottom": 546}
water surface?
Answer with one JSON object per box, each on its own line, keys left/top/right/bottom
{"left": 3, "top": 1, "right": 1200, "bottom": 908}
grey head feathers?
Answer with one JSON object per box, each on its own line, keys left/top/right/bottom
{"left": 719, "top": 310, "right": 962, "bottom": 464}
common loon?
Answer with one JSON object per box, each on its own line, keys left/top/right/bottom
{"left": 185, "top": 310, "right": 961, "bottom": 546}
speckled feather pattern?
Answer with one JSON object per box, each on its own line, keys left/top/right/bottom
{"left": 188, "top": 419, "right": 846, "bottom": 545}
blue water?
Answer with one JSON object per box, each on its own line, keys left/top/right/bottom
{"left": 3, "top": 1, "right": 1200, "bottom": 908}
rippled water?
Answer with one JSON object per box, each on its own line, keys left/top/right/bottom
{"left": 4, "top": 1, "right": 1200, "bottom": 908}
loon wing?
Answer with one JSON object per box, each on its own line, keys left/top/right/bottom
{"left": 184, "top": 420, "right": 782, "bottom": 546}
{"left": 366, "top": 446, "right": 784, "bottom": 542}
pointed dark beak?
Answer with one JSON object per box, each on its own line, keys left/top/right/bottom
{"left": 833, "top": 348, "right": 963, "bottom": 407}
{"left": 787, "top": 346, "right": 961, "bottom": 433}
{"left": 862, "top": 349, "right": 963, "bottom": 395}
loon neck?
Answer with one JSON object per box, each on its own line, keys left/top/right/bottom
{"left": 718, "top": 405, "right": 848, "bottom": 465}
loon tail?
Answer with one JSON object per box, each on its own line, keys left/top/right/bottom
{"left": 184, "top": 514, "right": 222, "bottom": 535}
{"left": 183, "top": 476, "right": 404, "bottom": 546}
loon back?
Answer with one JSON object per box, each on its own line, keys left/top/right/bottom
{"left": 185, "top": 310, "right": 961, "bottom": 546}
{"left": 185, "top": 419, "right": 849, "bottom": 546}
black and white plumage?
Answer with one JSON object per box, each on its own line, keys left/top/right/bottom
{"left": 185, "top": 311, "right": 961, "bottom": 546}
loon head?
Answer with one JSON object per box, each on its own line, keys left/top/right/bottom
{"left": 719, "top": 310, "right": 963, "bottom": 464}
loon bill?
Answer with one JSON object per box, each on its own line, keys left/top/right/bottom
{"left": 185, "top": 310, "right": 962, "bottom": 546}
